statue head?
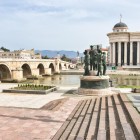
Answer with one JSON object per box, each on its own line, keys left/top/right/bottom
{"left": 90, "top": 45, "right": 94, "bottom": 50}
{"left": 84, "top": 50, "right": 88, "bottom": 55}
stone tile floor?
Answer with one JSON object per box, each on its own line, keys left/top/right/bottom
{"left": 0, "top": 98, "right": 79, "bottom": 140}
{"left": 0, "top": 83, "right": 138, "bottom": 139}
{"left": 0, "top": 84, "right": 80, "bottom": 139}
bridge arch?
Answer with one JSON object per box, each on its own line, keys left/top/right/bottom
{"left": 0, "top": 64, "right": 11, "bottom": 80}
{"left": 49, "top": 63, "right": 55, "bottom": 74}
{"left": 37, "top": 63, "right": 45, "bottom": 75}
{"left": 59, "top": 63, "right": 62, "bottom": 70}
{"left": 21, "top": 63, "right": 32, "bottom": 78}
{"left": 64, "top": 64, "right": 67, "bottom": 69}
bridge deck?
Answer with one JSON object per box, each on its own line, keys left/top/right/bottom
{"left": 52, "top": 94, "right": 140, "bottom": 140}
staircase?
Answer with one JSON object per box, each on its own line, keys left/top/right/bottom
{"left": 52, "top": 94, "right": 140, "bottom": 140}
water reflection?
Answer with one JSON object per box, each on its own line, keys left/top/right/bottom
{"left": 109, "top": 75, "right": 140, "bottom": 87}
{"left": 28, "top": 75, "right": 140, "bottom": 87}
{"left": 32, "top": 75, "right": 81, "bottom": 86}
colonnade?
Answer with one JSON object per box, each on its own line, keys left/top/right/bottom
{"left": 110, "top": 41, "right": 140, "bottom": 66}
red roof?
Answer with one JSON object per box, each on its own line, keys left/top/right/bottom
{"left": 101, "top": 48, "right": 108, "bottom": 51}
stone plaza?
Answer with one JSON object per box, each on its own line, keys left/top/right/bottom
{"left": 0, "top": 76, "right": 139, "bottom": 140}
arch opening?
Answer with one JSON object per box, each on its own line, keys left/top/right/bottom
{"left": 59, "top": 63, "right": 62, "bottom": 70}
{"left": 64, "top": 64, "right": 67, "bottom": 69}
{"left": 0, "top": 64, "right": 11, "bottom": 80}
{"left": 37, "top": 64, "right": 45, "bottom": 75}
{"left": 49, "top": 63, "right": 55, "bottom": 74}
{"left": 22, "top": 64, "right": 32, "bottom": 78}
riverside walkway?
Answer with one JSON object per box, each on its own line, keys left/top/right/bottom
{"left": 0, "top": 83, "right": 139, "bottom": 139}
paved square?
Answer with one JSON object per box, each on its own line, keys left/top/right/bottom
{"left": 0, "top": 84, "right": 80, "bottom": 139}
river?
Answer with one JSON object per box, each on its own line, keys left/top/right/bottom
{"left": 26, "top": 74, "right": 140, "bottom": 87}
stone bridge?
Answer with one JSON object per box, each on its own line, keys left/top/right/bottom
{"left": 0, "top": 59, "right": 74, "bottom": 81}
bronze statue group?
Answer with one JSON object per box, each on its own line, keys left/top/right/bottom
{"left": 83, "top": 45, "right": 106, "bottom": 76}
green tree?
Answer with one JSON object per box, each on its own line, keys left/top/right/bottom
{"left": 61, "top": 54, "right": 71, "bottom": 62}
{"left": 42, "top": 55, "right": 49, "bottom": 59}
{"left": 1, "top": 46, "right": 10, "bottom": 52}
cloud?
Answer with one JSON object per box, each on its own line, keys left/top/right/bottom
{"left": 0, "top": 0, "right": 140, "bottom": 52}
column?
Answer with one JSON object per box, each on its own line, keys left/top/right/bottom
{"left": 118, "top": 42, "right": 121, "bottom": 66}
{"left": 109, "top": 43, "right": 112, "bottom": 65}
{"left": 124, "top": 42, "right": 127, "bottom": 65}
{"left": 11, "top": 68, "right": 23, "bottom": 80}
{"left": 112, "top": 42, "right": 115, "bottom": 65}
{"left": 44, "top": 68, "right": 52, "bottom": 75}
{"left": 137, "top": 41, "right": 140, "bottom": 65}
{"left": 130, "top": 42, "right": 133, "bottom": 65}
{"left": 32, "top": 68, "right": 39, "bottom": 76}
{"left": 55, "top": 58, "right": 60, "bottom": 73}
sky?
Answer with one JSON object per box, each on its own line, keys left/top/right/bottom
{"left": 0, "top": 0, "right": 140, "bottom": 52}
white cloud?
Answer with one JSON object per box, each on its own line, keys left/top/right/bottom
{"left": 0, "top": 0, "right": 140, "bottom": 52}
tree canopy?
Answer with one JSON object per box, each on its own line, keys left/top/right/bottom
{"left": 1, "top": 46, "right": 10, "bottom": 52}
{"left": 42, "top": 55, "right": 49, "bottom": 59}
{"left": 61, "top": 54, "right": 71, "bottom": 62}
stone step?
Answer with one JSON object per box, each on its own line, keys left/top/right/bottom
{"left": 76, "top": 99, "right": 95, "bottom": 139}
{"left": 108, "top": 96, "right": 117, "bottom": 140}
{"left": 97, "top": 97, "right": 106, "bottom": 140}
{"left": 60, "top": 100, "right": 87, "bottom": 140}
{"left": 119, "top": 94, "right": 140, "bottom": 140}
{"left": 52, "top": 100, "right": 84, "bottom": 140}
{"left": 86, "top": 98, "right": 101, "bottom": 140}
{"left": 68, "top": 100, "right": 91, "bottom": 140}
{"left": 52, "top": 94, "right": 140, "bottom": 140}
{"left": 111, "top": 95, "right": 126, "bottom": 140}
{"left": 113, "top": 95, "right": 136, "bottom": 140}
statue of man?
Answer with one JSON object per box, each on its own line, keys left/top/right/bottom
{"left": 89, "top": 45, "right": 97, "bottom": 70}
{"left": 96, "top": 49, "right": 102, "bottom": 76}
{"left": 83, "top": 50, "right": 90, "bottom": 76}
{"left": 102, "top": 52, "right": 107, "bottom": 75}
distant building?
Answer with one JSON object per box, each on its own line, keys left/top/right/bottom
{"left": 0, "top": 49, "right": 41, "bottom": 59}
{"left": 107, "top": 19, "right": 140, "bottom": 68}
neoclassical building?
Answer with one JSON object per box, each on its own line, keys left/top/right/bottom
{"left": 107, "top": 20, "right": 140, "bottom": 69}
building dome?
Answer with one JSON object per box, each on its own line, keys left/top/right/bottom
{"left": 114, "top": 22, "right": 128, "bottom": 28}
{"left": 113, "top": 21, "right": 128, "bottom": 32}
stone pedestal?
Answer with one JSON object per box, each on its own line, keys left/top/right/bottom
{"left": 78, "top": 76, "right": 111, "bottom": 95}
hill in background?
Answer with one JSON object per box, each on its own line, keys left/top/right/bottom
{"left": 35, "top": 50, "right": 83, "bottom": 58}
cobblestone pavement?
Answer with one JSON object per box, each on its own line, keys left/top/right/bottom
{"left": 0, "top": 84, "right": 130, "bottom": 139}
{"left": 0, "top": 98, "right": 79, "bottom": 140}
{"left": 0, "top": 84, "right": 80, "bottom": 139}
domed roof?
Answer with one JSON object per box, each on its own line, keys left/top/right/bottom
{"left": 114, "top": 22, "right": 128, "bottom": 28}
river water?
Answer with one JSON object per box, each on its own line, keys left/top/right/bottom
{"left": 32, "top": 75, "right": 81, "bottom": 86}
{"left": 28, "top": 74, "right": 140, "bottom": 87}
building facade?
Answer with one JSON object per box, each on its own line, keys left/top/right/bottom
{"left": 0, "top": 49, "right": 41, "bottom": 59}
{"left": 107, "top": 21, "right": 140, "bottom": 68}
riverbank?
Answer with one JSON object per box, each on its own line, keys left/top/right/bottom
{"left": 61, "top": 69, "right": 140, "bottom": 75}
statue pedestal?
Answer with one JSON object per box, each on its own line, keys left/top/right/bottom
{"left": 78, "top": 75, "right": 111, "bottom": 96}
